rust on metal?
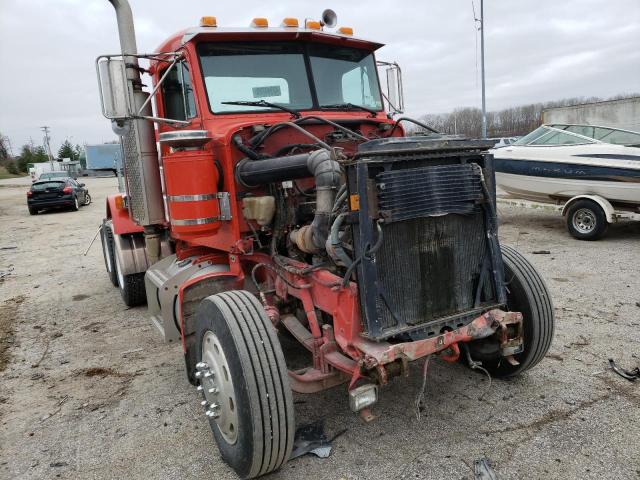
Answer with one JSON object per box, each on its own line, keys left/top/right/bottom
{"left": 353, "top": 309, "right": 521, "bottom": 365}
{"left": 288, "top": 368, "right": 348, "bottom": 394}
{"left": 497, "top": 311, "right": 524, "bottom": 360}
{"left": 439, "top": 342, "right": 461, "bottom": 363}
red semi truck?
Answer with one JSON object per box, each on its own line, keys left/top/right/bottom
{"left": 97, "top": 2, "right": 554, "bottom": 478}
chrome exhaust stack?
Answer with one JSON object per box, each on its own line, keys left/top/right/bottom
{"left": 105, "top": 0, "right": 165, "bottom": 229}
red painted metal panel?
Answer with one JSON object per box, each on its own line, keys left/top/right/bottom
{"left": 106, "top": 195, "right": 144, "bottom": 235}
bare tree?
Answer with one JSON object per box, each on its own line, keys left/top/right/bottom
{"left": 416, "top": 94, "right": 639, "bottom": 138}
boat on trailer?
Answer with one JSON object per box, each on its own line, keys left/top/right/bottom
{"left": 492, "top": 124, "right": 640, "bottom": 240}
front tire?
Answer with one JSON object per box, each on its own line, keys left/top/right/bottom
{"left": 84, "top": 193, "right": 92, "bottom": 205}
{"left": 469, "top": 245, "right": 555, "bottom": 377}
{"left": 113, "top": 242, "right": 146, "bottom": 307}
{"left": 194, "top": 291, "right": 294, "bottom": 479}
{"left": 565, "top": 199, "right": 607, "bottom": 240}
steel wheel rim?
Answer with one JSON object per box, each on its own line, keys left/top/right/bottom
{"left": 572, "top": 208, "right": 596, "bottom": 233}
{"left": 84, "top": 194, "right": 91, "bottom": 205}
{"left": 201, "top": 330, "right": 238, "bottom": 445}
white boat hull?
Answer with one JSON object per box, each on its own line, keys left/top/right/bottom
{"left": 496, "top": 172, "right": 640, "bottom": 205}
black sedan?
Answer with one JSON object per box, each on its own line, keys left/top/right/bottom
{"left": 27, "top": 178, "right": 91, "bottom": 215}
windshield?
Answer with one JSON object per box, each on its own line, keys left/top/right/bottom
{"left": 515, "top": 124, "right": 640, "bottom": 146}
{"left": 32, "top": 181, "right": 65, "bottom": 191}
{"left": 40, "top": 172, "right": 67, "bottom": 179}
{"left": 197, "top": 41, "right": 382, "bottom": 114}
{"left": 553, "top": 124, "right": 640, "bottom": 146}
{"left": 513, "top": 127, "right": 548, "bottom": 145}
{"left": 308, "top": 43, "right": 382, "bottom": 109}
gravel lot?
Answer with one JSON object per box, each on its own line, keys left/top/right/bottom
{"left": 1, "top": 176, "right": 639, "bottom": 480}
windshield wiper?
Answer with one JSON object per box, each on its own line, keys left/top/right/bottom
{"left": 319, "top": 103, "right": 378, "bottom": 118}
{"left": 221, "top": 100, "right": 301, "bottom": 119}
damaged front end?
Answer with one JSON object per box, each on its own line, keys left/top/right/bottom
{"left": 275, "top": 135, "right": 526, "bottom": 413}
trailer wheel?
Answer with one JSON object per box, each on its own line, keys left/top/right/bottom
{"left": 113, "top": 244, "right": 146, "bottom": 307}
{"left": 194, "top": 291, "right": 294, "bottom": 479}
{"left": 565, "top": 199, "right": 608, "bottom": 240}
{"left": 100, "top": 221, "right": 118, "bottom": 287}
{"left": 468, "top": 245, "right": 554, "bottom": 377}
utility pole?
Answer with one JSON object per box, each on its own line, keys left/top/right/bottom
{"left": 41, "top": 126, "right": 54, "bottom": 168}
{"left": 479, "top": 0, "right": 487, "bottom": 139}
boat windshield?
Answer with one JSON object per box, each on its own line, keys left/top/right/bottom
{"left": 514, "top": 124, "right": 640, "bottom": 147}
{"left": 551, "top": 124, "right": 640, "bottom": 146}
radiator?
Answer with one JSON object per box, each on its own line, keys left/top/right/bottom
{"left": 347, "top": 136, "right": 505, "bottom": 341}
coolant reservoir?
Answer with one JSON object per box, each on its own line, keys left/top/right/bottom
{"left": 242, "top": 196, "right": 275, "bottom": 226}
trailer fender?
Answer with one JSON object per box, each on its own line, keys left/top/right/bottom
{"left": 105, "top": 194, "right": 144, "bottom": 235}
{"left": 562, "top": 195, "right": 615, "bottom": 223}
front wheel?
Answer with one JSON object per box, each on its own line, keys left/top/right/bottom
{"left": 113, "top": 243, "right": 146, "bottom": 307}
{"left": 194, "top": 291, "right": 294, "bottom": 479}
{"left": 84, "top": 193, "right": 92, "bottom": 205}
{"left": 565, "top": 199, "right": 608, "bottom": 240}
{"left": 468, "top": 245, "right": 555, "bottom": 377}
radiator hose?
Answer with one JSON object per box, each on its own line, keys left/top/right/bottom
{"left": 236, "top": 149, "right": 342, "bottom": 255}
{"left": 289, "top": 150, "right": 342, "bottom": 253}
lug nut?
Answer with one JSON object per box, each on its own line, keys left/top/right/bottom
{"left": 208, "top": 387, "right": 219, "bottom": 395}
{"left": 206, "top": 409, "right": 220, "bottom": 419}
{"left": 204, "top": 372, "right": 213, "bottom": 378}
{"left": 195, "top": 371, "right": 202, "bottom": 379}
{"left": 196, "top": 385, "right": 203, "bottom": 391}
{"left": 196, "top": 362, "right": 208, "bottom": 370}
{"left": 201, "top": 400, "right": 208, "bottom": 407}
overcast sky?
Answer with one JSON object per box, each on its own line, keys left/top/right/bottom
{"left": 0, "top": 0, "right": 638, "bottom": 153}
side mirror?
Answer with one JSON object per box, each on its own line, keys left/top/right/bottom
{"left": 79, "top": 182, "right": 85, "bottom": 187}
{"left": 377, "top": 61, "right": 404, "bottom": 115}
{"left": 96, "top": 56, "right": 130, "bottom": 120}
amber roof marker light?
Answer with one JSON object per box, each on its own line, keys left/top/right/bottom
{"left": 199, "top": 16, "right": 217, "bottom": 27}
{"left": 281, "top": 17, "right": 299, "bottom": 28}
{"left": 250, "top": 17, "right": 268, "bottom": 28}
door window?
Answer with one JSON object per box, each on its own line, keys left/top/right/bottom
{"left": 161, "top": 61, "right": 197, "bottom": 121}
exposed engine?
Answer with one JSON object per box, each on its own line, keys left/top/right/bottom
{"left": 233, "top": 120, "right": 505, "bottom": 343}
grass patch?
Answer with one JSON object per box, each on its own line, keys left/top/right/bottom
{"left": 0, "top": 166, "right": 26, "bottom": 180}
